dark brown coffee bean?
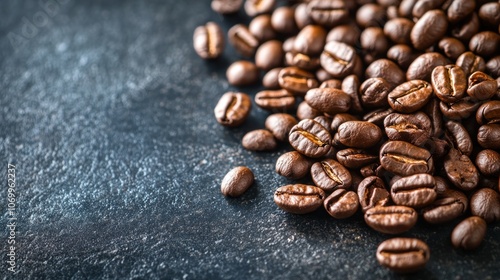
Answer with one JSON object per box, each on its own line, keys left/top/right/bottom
{"left": 451, "top": 12, "right": 479, "bottom": 42}
{"left": 451, "top": 216, "right": 487, "bottom": 250}
{"left": 249, "top": 15, "right": 276, "bottom": 43}
{"left": 335, "top": 121, "right": 382, "bottom": 149}
{"left": 467, "top": 71, "right": 497, "bottom": 101}
{"left": 423, "top": 98, "right": 444, "bottom": 138}
{"left": 295, "top": 3, "right": 314, "bottom": 30}
{"left": 470, "top": 188, "right": 500, "bottom": 223}
{"left": 356, "top": 3, "right": 386, "bottom": 28}
{"left": 262, "top": 67, "right": 283, "bottom": 89}
{"left": 386, "top": 44, "right": 419, "bottom": 70}
{"left": 324, "top": 189, "right": 359, "bottom": 219}
{"left": 411, "top": 10, "right": 448, "bottom": 50}
{"left": 305, "top": 88, "right": 351, "bottom": 115}
{"left": 479, "top": 2, "right": 500, "bottom": 28}
{"left": 214, "top": 92, "right": 252, "bottom": 127}
{"left": 376, "top": 238, "right": 430, "bottom": 273}
{"left": 326, "top": 24, "right": 360, "bottom": 46}
{"left": 486, "top": 56, "right": 500, "bottom": 79}
{"left": 320, "top": 79, "right": 342, "bottom": 89}
{"left": 469, "top": 31, "right": 500, "bottom": 58}
{"left": 478, "top": 124, "right": 500, "bottom": 150}
{"left": 271, "top": 6, "right": 298, "bottom": 34}
{"left": 365, "top": 59, "right": 406, "bottom": 89}
{"left": 226, "top": 60, "right": 259, "bottom": 86}
{"left": 388, "top": 80, "right": 433, "bottom": 113}
{"left": 447, "top": 0, "right": 476, "bottom": 23}
{"left": 193, "top": 22, "right": 224, "bottom": 60}
{"left": 221, "top": 166, "right": 254, "bottom": 197}
{"left": 313, "top": 116, "right": 332, "bottom": 131}
{"left": 211, "top": 0, "right": 243, "bottom": 14}
{"left": 407, "top": 52, "right": 448, "bottom": 82}
{"left": 255, "top": 89, "right": 295, "bottom": 111}
{"left": 285, "top": 51, "right": 321, "bottom": 71}
{"left": 294, "top": 25, "right": 327, "bottom": 56}
{"left": 363, "top": 107, "right": 395, "bottom": 126}
{"left": 398, "top": 0, "right": 417, "bottom": 18}
{"left": 255, "top": 40, "right": 283, "bottom": 71}
{"left": 437, "top": 37, "right": 466, "bottom": 60}
{"left": 444, "top": 148, "right": 479, "bottom": 191}
{"left": 361, "top": 27, "right": 389, "bottom": 64}
{"left": 307, "top": 0, "right": 348, "bottom": 27}
{"left": 431, "top": 65, "right": 467, "bottom": 103}
{"left": 337, "top": 148, "right": 378, "bottom": 169}
{"left": 330, "top": 113, "right": 358, "bottom": 132}
{"left": 275, "top": 151, "right": 312, "bottom": 179}
{"left": 341, "top": 75, "right": 364, "bottom": 114}
{"left": 380, "top": 141, "right": 434, "bottom": 176}
{"left": 244, "top": 0, "right": 275, "bottom": 17}
{"left": 265, "top": 113, "right": 298, "bottom": 142}
{"left": 412, "top": 0, "right": 446, "bottom": 19}
{"left": 278, "top": 67, "right": 319, "bottom": 95}
{"left": 289, "top": 119, "right": 331, "bottom": 158}
{"left": 320, "top": 41, "right": 358, "bottom": 78}
{"left": 274, "top": 184, "right": 326, "bottom": 214}
{"left": 391, "top": 174, "right": 436, "bottom": 208}
{"left": 475, "top": 149, "right": 500, "bottom": 177}
{"left": 311, "top": 159, "right": 352, "bottom": 192}
{"left": 242, "top": 129, "right": 277, "bottom": 151}
{"left": 228, "top": 24, "right": 259, "bottom": 57}
{"left": 364, "top": 205, "right": 418, "bottom": 234}
{"left": 421, "top": 189, "right": 468, "bottom": 224}
{"left": 456, "top": 51, "right": 486, "bottom": 77}
{"left": 383, "top": 18, "right": 414, "bottom": 45}
{"left": 384, "top": 112, "right": 432, "bottom": 147}
{"left": 297, "top": 101, "right": 322, "bottom": 120}
{"left": 357, "top": 176, "right": 390, "bottom": 213}
{"left": 444, "top": 120, "right": 473, "bottom": 156}
{"left": 360, "top": 77, "right": 391, "bottom": 108}
{"left": 439, "top": 97, "right": 481, "bottom": 120}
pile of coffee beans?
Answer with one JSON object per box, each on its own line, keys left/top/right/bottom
{"left": 194, "top": 0, "right": 500, "bottom": 274}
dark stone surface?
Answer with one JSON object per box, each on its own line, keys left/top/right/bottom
{"left": 0, "top": 1, "right": 499, "bottom": 279}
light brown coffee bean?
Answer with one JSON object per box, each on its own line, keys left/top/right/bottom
{"left": 274, "top": 184, "right": 326, "bottom": 214}
{"left": 221, "top": 166, "right": 254, "bottom": 197}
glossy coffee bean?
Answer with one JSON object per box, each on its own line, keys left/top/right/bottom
{"left": 305, "top": 88, "right": 351, "bottom": 115}
{"left": 242, "top": 129, "right": 277, "bottom": 152}
{"left": 445, "top": 120, "right": 473, "bottom": 156}
{"left": 380, "top": 141, "right": 434, "bottom": 176}
{"left": 271, "top": 6, "right": 298, "bottom": 34}
{"left": 384, "top": 112, "right": 431, "bottom": 147}
{"left": 275, "top": 151, "right": 312, "bottom": 179}
{"left": 439, "top": 97, "right": 481, "bottom": 120}
{"left": 431, "top": 65, "right": 466, "bottom": 103}
{"left": 326, "top": 24, "right": 360, "bottom": 46}
{"left": 307, "top": 0, "right": 348, "bottom": 27}
{"left": 411, "top": 10, "right": 448, "bottom": 50}
{"left": 226, "top": 60, "right": 259, "bottom": 86}
{"left": 295, "top": 3, "right": 314, "bottom": 30}
{"left": 228, "top": 24, "right": 259, "bottom": 57}
{"left": 336, "top": 149, "right": 377, "bottom": 169}
{"left": 412, "top": 0, "right": 445, "bottom": 19}
{"left": 447, "top": 0, "right": 476, "bottom": 23}
{"left": 383, "top": 18, "right": 414, "bottom": 45}
{"left": 335, "top": 121, "right": 382, "bottom": 149}
{"left": 376, "top": 238, "right": 430, "bottom": 273}
{"left": 477, "top": 124, "right": 500, "bottom": 150}
{"left": 421, "top": 189, "right": 468, "bottom": 224}
{"left": 249, "top": 15, "right": 276, "bottom": 43}
{"left": 451, "top": 216, "right": 487, "bottom": 250}
{"left": 357, "top": 176, "right": 390, "bottom": 213}
{"left": 294, "top": 25, "right": 326, "bottom": 56}
{"left": 470, "top": 188, "right": 500, "bottom": 223}
{"left": 341, "top": 75, "right": 364, "bottom": 114}
{"left": 265, "top": 113, "right": 298, "bottom": 142}
{"left": 211, "top": 0, "right": 243, "bottom": 14}
{"left": 467, "top": 71, "right": 497, "bottom": 101}
{"left": 444, "top": 148, "right": 479, "bottom": 191}
{"left": 365, "top": 59, "right": 406, "bottom": 89}
{"left": 278, "top": 67, "right": 319, "bottom": 95}
{"left": 255, "top": 40, "right": 284, "bottom": 71}
{"left": 386, "top": 44, "right": 419, "bottom": 70}
{"left": 193, "top": 22, "right": 224, "bottom": 59}
{"left": 289, "top": 119, "right": 331, "bottom": 158}
{"left": 214, "top": 92, "right": 252, "bottom": 127}
{"left": 262, "top": 67, "right": 283, "bottom": 89}
{"left": 469, "top": 31, "right": 500, "bottom": 58}
{"left": 312, "top": 116, "right": 331, "bottom": 131}
{"left": 311, "top": 159, "right": 352, "bottom": 192}
{"left": 451, "top": 12, "right": 479, "bottom": 42}
{"left": 360, "top": 27, "right": 389, "bottom": 63}
{"left": 296, "top": 101, "right": 321, "bottom": 120}
{"left": 356, "top": 3, "right": 386, "bottom": 28}
{"left": 364, "top": 205, "right": 418, "bottom": 234}
{"left": 479, "top": 2, "right": 500, "bottom": 27}
{"left": 485, "top": 56, "right": 500, "bottom": 79}
{"left": 388, "top": 80, "right": 433, "bottom": 113}
{"left": 391, "top": 174, "right": 436, "bottom": 208}
{"left": 244, "top": 0, "right": 275, "bottom": 17}
{"left": 363, "top": 108, "right": 395, "bottom": 126}
{"left": 221, "top": 166, "right": 254, "bottom": 197}
{"left": 324, "top": 189, "right": 359, "bottom": 219}
{"left": 407, "top": 52, "right": 448, "bottom": 82}
{"left": 285, "top": 52, "right": 321, "bottom": 71}
{"left": 330, "top": 113, "right": 358, "bottom": 132}
{"left": 437, "top": 37, "right": 465, "bottom": 60}
{"left": 255, "top": 89, "right": 295, "bottom": 111}
{"left": 456, "top": 51, "right": 486, "bottom": 77}
{"left": 475, "top": 149, "right": 500, "bottom": 177}
{"left": 274, "top": 184, "right": 326, "bottom": 214}
{"left": 320, "top": 41, "right": 357, "bottom": 78}
{"left": 360, "top": 77, "right": 390, "bottom": 108}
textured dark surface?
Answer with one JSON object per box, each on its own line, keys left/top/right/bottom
{"left": 0, "top": 1, "right": 499, "bottom": 279}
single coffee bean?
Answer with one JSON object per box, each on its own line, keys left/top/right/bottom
{"left": 444, "top": 148, "right": 479, "bottom": 191}
{"left": 326, "top": 24, "right": 360, "bottom": 46}
{"left": 437, "top": 37, "right": 466, "bottom": 60}
{"left": 214, "top": 92, "right": 252, "bottom": 127}
{"left": 451, "top": 12, "right": 479, "bottom": 42}
{"left": 398, "top": 0, "right": 418, "bottom": 19}
{"left": 311, "top": 159, "right": 352, "bottom": 192}
{"left": 330, "top": 113, "right": 358, "bottom": 132}
{"left": 193, "top": 22, "right": 224, "bottom": 60}
{"left": 431, "top": 65, "right": 467, "bottom": 103}
{"left": 365, "top": 59, "right": 406, "bottom": 89}
{"left": 410, "top": 10, "right": 448, "bottom": 50}
{"left": 469, "top": 31, "right": 500, "bottom": 58}
{"left": 475, "top": 149, "right": 500, "bottom": 177}
{"left": 383, "top": 17, "right": 414, "bottom": 45}
{"left": 255, "top": 40, "right": 284, "bottom": 71}
{"left": 285, "top": 51, "right": 321, "bottom": 71}
{"left": 386, "top": 44, "right": 418, "bottom": 70}
{"left": 271, "top": 6, "right": 298, "bottom": 34}
{"left": 244, "top": 0, "right": 275, "bottom": 17}
{"left": 456, "top": 51, "right": 486, "bottom": 77}
{"left": 407, "top": 52, "right": 448, "bottom": 82}
{"left": 451, "top": 216, "right": 487, "bottom": 250}
{"left": 421, "top": 189, "right": 468, "bottom": 224}
{"left": 307, "top": 0, "right": 348, "bottom": 27}
{"left": 320, "top": 79, "right": 342, "bottom": 89}
{"left": 242, "top": 129, "right": 277, "bottom": 151}
{"left": 341, "top": 74, "right": 364, "bottom": 114}
{"left": 357, "top": 176, "right": 390, "bottom": 213}
{"left": 479, "top": 2, "right": 500, "bottom": 27}
{"left": 289, "top": 119, "right": 331, "bottom": 158}
{"left": 444, "top": 120, "right": 473, "bottom": 156}
{"left": 296, "top": 101, "right": 321, "bottom": 120}
{"left": 364, "top": 205, "right": 418, "bottom": 234}
{"left": 265, "top": 113, "right": 298, "bottom": 142}
{"left": 211, "top": 0, "right": 243, "bottom": 14}
{"left": 278, "top": 67, "right": 319, "bottom": 96}
{"left": 485, "top": 56, "right": 500, "bottom": 79}
{"left": 282, "top": 36, "right": 295, "bottom": 53}
{"left": 255, "top": 89, "right": 296, "bottom": 111}
{"left": 226, "top": 60, "right": 259, "bottom": 86}
{"left": 412, "top": 0, "right": 445, "bottom": 19}
{"left": 360, "top": 27, "right": 389, "bottom": 64}
{"left": 262, "top": 67, "right": 283, "bottom": 89}
{"left": 313, "top": 116, "right": 331, "bottom": 131}
{"left": 363, "top": 108, "right": 395, "bottom": 126}
{"left": 380, "top": 141, "right": 434, "bottom": 176}
{"left": 324, "top": 189, "right": 359, "bottom": 219}
{"left": 467, "top": 71, "right": 497, "bottom": 101}
{"left": 304, "top": 88, "right": 351, "bottom": 115}
{"left": 447, "top": 0, "right": 476, "bottom": 23}
{"left": 228, "top": 24, "right": 259, "bottom": 57}
{"left": 249, "top": 15, "right": 276, "bottom": 43}
{"left": 356, "top": 3, "right": 386, "bottom": 28}
{"left": 335, "top": 121, "right": 382, "bottom": 149}
{"left": 275, "top": 151, "right": 312, "bottom": 179}
{"left": 388, "top": 80, "right": 433, "bottom": 113}
{"left": 391, "top": 174, "right": 437, "bottom": 208}
{"left": 360, "top": 77, "right": 391, "bottom": 108}
{"left": 439, "top": 97, "right": 481, "bottom": 120}
{"left": 470, "top": 188, "right": 500, "bottom": 223}
{"left": 337, "top": 148, "right": 378, "bottom": 169}
{"left": 320, "top": 41, "right": 358, "bottom": 78}
{"left": 293, "top": 25, "right": 327, "bottom": 56}
{"left": 477, "top": 124, "right": 500, "bottom": 150}
{"left": 295, "top": 3, "right": 314, "bottom": 30}
{"left": 221, "top": 166, "right": 254, "bottom": 197}
{"left": 376, "top": 238, "right": 430, "bottom": 273}
{"left": 274, "top": 184, "right": 326, "bottom": 214}
{"left": 384, "top": 112, "right": 432, "bottom": 147}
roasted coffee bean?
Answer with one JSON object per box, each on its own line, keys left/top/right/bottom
{"left": 276, "top": 151, "right": 312, "bottom": 179}
{"left": 437, "top": 37, "right": 466, "bottom": 60}
{"left": 307, "top": 0, "right": 348, "bottom": 27}
{"left": 475, "top": 149, "right": 500, "bottom": 177}
{"left": 434, "top": 176, "right": 452, "bottom": 194}
{"left": 282, "top": 36, "right": 295, "bottom": 53}
{"left": 380, "top": 141, "right": 434, "bottom": 176}
{"left": 439, "top": 97, "right": 481, "bottom": 120}
{"left": 295, "top": 3, "right": 314, "bottom": 30}
{"left": 477, "top": 124, "right": 500, "bottom": 150}
{"left": 274, "top": 184, "right": 326, "bottom": 214}
{"left": 360, "top": 163, "right": 385, "bottom": 178}
{"left": 447, "top": 0, "right": 476, "bottom": 23}
{"left": 214, "top": 92, "right": 252, "bottom": 127}
{"left": 451, "top": 12, "right": 479, "bottom": 42}
{"left": 242, "top": 129, "right": 277, "bottom": 151}
{"left": 357, "top": 176, "right": 390, "bottom": 212}
{"left": 364, "top": 205, "right": 418, "bottom": 234}
{"left": 391, "top": 174, "right": 436, "bottom": 208}
{"left": 265, "top": 113, "right": 298, "bottom": 142}
{"left": 388, "top": 80, "right": 433, "bottom": 113}
{"left": 424, "top": 98, "right": 444, "bottom": 138}
{"left": 444, "top": 148, "right": 479, "bottom": 191}
{"left": 294, "top": 25, "right": 327, "bottom": 56}
{"left": 326, "top": 24, "right": 360, "bottom": 46}
{"left": 431, "top": 65, "right": 467, "bottom": 103}
{"left": 445, "top": 120, "right": 473, "bottom": 156}
{"left": 305, "top": 88, "right": 351, "bottom": 115}
{"left": 335, "top": 121, "right": 382, "bottom": 149}
{"left": 486, "top": 56, "right": 500, "bottom": 79}
{"left": 226, "top": 60, "right": 259, "bottom": 86}
{"left": 313, "top": 116, "right": 331, "bottom": 131}
{"left": 412, "top": 0, "right": 445, "bottom": 19}
{"left": 278, "top": 67, "right": 319, "bottom": 95}
{"left": 451, "top": 216, "right": 487, "bottom": 250}
{"left": 386, "top": 44, "right": 418, "bottom": 70}
{"left": 285, "top": 52, "right": 321, "bottom": 70}
{"left": 341, "top": 74, "right": 364, "bottom": 114}
{"left": 244, "top": 0, "right": 275, "bottom": 17}
{"left": 262, "top": 67, "right": 283, "bottom": 89}
{"left": 316, "top": 68, "right": 335, "bottom": 83}
{"left": 384, "top": 112, "right": 432, "bottom": 147}
{"left": 363, "top": 108, "right": 395, "bottom": 126}
{"left": 470, "top": 188, "right": 500, "bottom": 223}
{"left": 376, "top": 238, "right": 430, "bottom": 273}
{"left": 289, "top": 119, "right": 331, "bottom": 158}
{"left": 324, "top": 189, "right": 359, "bottom": 219}
{"left": 221, "top": 166, "right": 254, "bottom": 197}
{"left": 320, "top": 79, "right": 342, "bottom": 89}
{"left": 479, "top": 2, "right": 500, "bottom": 27}
{"left": 407, "top": 52, "right": 448, "bottom": 82}
{"left": 330, "top": 113, "right": 358, "bottom": 132}
{"left": 361, "top": 27, "right": 389, "bottom": 64}
{"left": 271, "top": 6, "right": 298, "bottom": 34}
{"left": 360, "top": 77, "right": 391, "bottom": 108}
{"left": 211, "top": 0, "right": 243, "bottom": 14}
{"left": 249, "top": 15, "right": 276, "bottom": 43}
{"left": 255, "top": 40, "right": 284, "bottom": 71}
{"left": 228, "top": 24, "right": 259, "bottom": 57}
{"left": 311, "top": 159, "right": 352, "bottom": 192}
{"left": 398, "top": 0, "right": 418, "bottom": 18}
{"left": 469, "top": 31, "right": 500, "bottom": 58}
{"left": 365, "top": 59, "right": 406, "bottom": 89}
{"left": 410, "top": 10, "right": 448, "bottom": 50}
{"left": 255, "top": 89, "right": 295, "bottom": 112}
{"left": 193, "top": 22, "right": 224, "bottom": 60}
{"left": 296, "top": 101, "right": 321, "bottom": 120}
{"left": 320, "top": 41, "right": 358, "bottom": 78}
{"left": 467, "top": 71, "right": 497, "bottom": 101}
{"left": 421, "top": 189, "right": 468, "bottom": 224}
{"left": 456, "top": 51, "right": 486, "bottom": 77}
{"left": 356, "top": 3, "right": 386, "bottom": 28}
{"left": 337, "top": 148, "right": 379, "bottom": 169}
{"left": 383, "top": 18, "right": 414, "bottom": 45}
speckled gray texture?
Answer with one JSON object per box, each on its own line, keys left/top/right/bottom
{"left": 0, "top": 1, "right": 499, "bottom": 279}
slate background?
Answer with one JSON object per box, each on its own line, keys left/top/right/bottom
{"left": 0, "top": 1, "right": 499, "bottom": 279}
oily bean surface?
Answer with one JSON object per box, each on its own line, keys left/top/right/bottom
{"left": 376, "top": 238, "right": 430, "bottom": 273}
{"left": 324, "top": 189, "right": 359, "bottom": 219}
{"left": 274, "top": 184, "right": 326, "bottom": 214}
{"left": 364, "top": 206, "right": 418, "bottom": 234}
{"left": 451, "top": 216, "right": 487, "bottom": 250}
{"left": 221, "top": 166, "right": 254, "bottom": 197}
{"left": 214, "top": 92, "right": 252, "bottom": 127}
